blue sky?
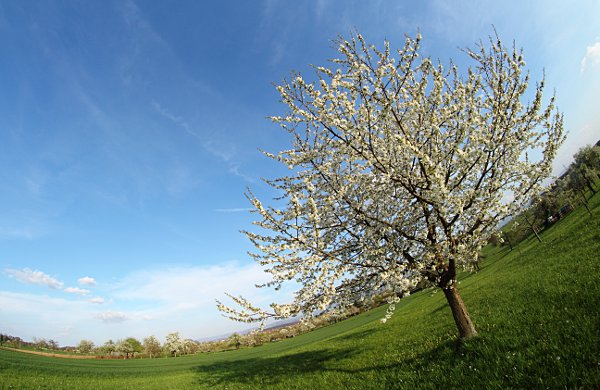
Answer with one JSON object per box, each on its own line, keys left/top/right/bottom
{"left": 1, "top": 0, "right": 599, "bottom": 346}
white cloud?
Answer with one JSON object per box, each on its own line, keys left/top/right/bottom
{"left": 78, "top": 276, "right": 97, "bottom": 286}
{"left": 151, "top": 100, "right": 239, "bottom": 165}
{"left": 0, "top": 291, "right": 120, "bottom": 345}
{"left": 112, "top": 262, "right": 277, "bottom": 308}
{"left": 95, "top": 311, "right": 129, "bottom": 323}
{"left": 581, "top": 41, "right": 600, "bottom": 72}
{"left": 106, "top": 262, "right": 296, "bottom": 342}
{"left": 5, "top": 268, "right": 64, "bottom": 289}
{"left": 64, "top": 287, "right": 91, "bottom": 295}
{"left": 0, "top": 262, "right": 296, "bottom": 346}
{"left": 228, "top": 165, "right": 257, "bottom": 183}
{"left": 214, "top": 207, "right": 253, "bottom": 213}
{"left": 152, "top": 101, "right": 196, "bottom": 137}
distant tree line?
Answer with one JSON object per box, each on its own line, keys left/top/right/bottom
{"left": 0, "top": 334, "right": 25, "bottom": 349}
{"left": 0, "top": 305, "right": 372, "bottom": 358}
{"left": 493, "top": 143, "right": 599, "bottom": 248}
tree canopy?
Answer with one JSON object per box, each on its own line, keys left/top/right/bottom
{"left": 218, "top": 31, "right": 564, "bottom": 339}
{"left": 143, "top": 335, "right": 162, "bottom": 358}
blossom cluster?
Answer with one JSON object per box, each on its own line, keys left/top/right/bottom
{"left": 218, "top": 32, "right": 564, "bottom": 326}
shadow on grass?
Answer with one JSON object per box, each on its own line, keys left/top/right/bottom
{"left": 192, "top": 333, "right": 584, "bottom": 389}
{"left": 192, "top": 348, "right": 359, "bottom": 387}
{"left": 191, "top": 338, "right": 489, "bottom": 388}
{"left": 329, "top": 327, "right": 381, "bottom": 343}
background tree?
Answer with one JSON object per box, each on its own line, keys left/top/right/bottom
{"left": 182, "top": 338, "right": 199, "bottom": 355}
{"left": 143, "top": 335, "right": 162, "bottom": 358}
{"left": 569, "top": 165, "right": 597, "bottom": 197}
{"left": 77, "top": 339, "right": 94, "bottom": 354}
{"left": 227, "top": 333, "right": 243, "bottom": 350}
{"left": 124, "top": 337, "right": 143, "bottom": 358}
{"left": 116, "top": 339, "right": 134, "bottom": 359}
{"left": 163, "top": 332, "right": 183, "bottom": 357}
{"left": 47, "top": 339, "right": 59, "bottom": 350}
{"left": 102, "top": 339, "right": 116, "bottom": 356}
{"left": 522, "top": 211, "right": 542, "bottom": 243}
{"left": 568, "top": 145, "right": 600, "bottom": 198}
{"left": 32, "top": 337, "right": 49, "bottom": 350}
{"left": 532, "top": 190, "right": 562, "bottom": 227}
{"left": 6, "top": 336, "right": 23, "bottom": 348}
{"left": 218, "top": 31, "right": 564, "bottom": 340}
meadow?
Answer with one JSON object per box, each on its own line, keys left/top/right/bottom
{"left": 1, "top": 192, "right": 598, "bottom": 389}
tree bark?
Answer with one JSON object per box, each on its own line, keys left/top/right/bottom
{"left": 578, "top": 189, "right": 593, "bottom": 216}
{"left": 502, "top": 231, "right": 513, "bottom": 251}
{"left": 523, "top": 214, "right": 542, "bottom": 243}
{"left": 586, "top": 181, "right": 597, "bottom": 195}
{"left": 442, "top": 285, "right": 478, "bottom": 340}
{"left": 582, "top": 172, "right": 597, "bottom": 195}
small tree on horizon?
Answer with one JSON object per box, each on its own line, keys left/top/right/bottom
{"left": 77, "top": 339, "right": 94, "bottom": 354}
{"left": 568, "top": 145, "right": 600, "bottom": 198}
{"left": 102, "top": 339, "right": 116, "bottom": 356}
{"left": 143, "top": 335, "right": 162, "bottom": 358}
{"left": 163, "top": 332, "right": 184, "bottom": 357}
{"left": 124, "top": 337, "right": 143, "bottom": 357}
{"left": 218, "top": 31, "right": 564, "bottom": 340}
{"left": 32, "top": 337, "right": 50, "bottom": 350}
{"left": 116, "top": 339, "right": 134, "bottom": 359}
{"left": 227, "top": 333, "right": 243, "bottom": 350}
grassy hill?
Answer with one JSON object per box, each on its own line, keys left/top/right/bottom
{"left": 1, "top": 193, "right": 598, "bottom": 389}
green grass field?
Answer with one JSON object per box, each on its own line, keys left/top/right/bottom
{"left": 1, "top": 193, "right": 599, "bottom": 389}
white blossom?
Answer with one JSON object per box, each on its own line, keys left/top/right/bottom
{"left": 218, "top": 32, "right": 564, "bottom": 338}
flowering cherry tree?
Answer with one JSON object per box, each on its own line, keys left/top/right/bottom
{"left": 164, "top": 332, "right": 184, "bottom": 357}
{"left": 218, "top": 32, "right": 564, "bottom": 339}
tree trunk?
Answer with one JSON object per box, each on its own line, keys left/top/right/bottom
{"left": 502, "top": 231, "right": 513, "bottom": 251}
{"left": 586, "top": 181, "right": 597, "bottom": 195}
{"left": 582, "top": 172, "right": 597, "bottom": 195}
{"left": 578, "top": 189, "right": 593, "bottom": 216}
{"left": 523, "top": 214, "right": 542, "bottom": 243}
{"left": 442, "top": 285, "right": 478, "bottom": 340}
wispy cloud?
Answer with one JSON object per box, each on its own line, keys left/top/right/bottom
{"left": 0, "top": 292, "right": 126, "bottom": 344}
{"left": 64, "top": 287, "right": 91, "bottom": 296}
{"left": 0, "top": 262, "right": 297, "bottom": 345}
{"left": 109, "top": 262, "right": 295, "bottom": 333}
{"left": 152, "top": 101, "right": 235, "bottom": 162}
{"left": 5, "top": 268, "right": 64, "bottom": 289}
{"left": 0, "top": 291, "right": 91, "bottom": 339}
{"left": 152, "top": 101, "right": 199, "bottom": 141}
{"left": 95, "top": 311, "right": 129, "bottom": 323}
{"left": 258, "top": 0, "right": 292, "bottom": 66}
{"left": 152, "top": 101, "right": 258, "bottom": 183}
{"left": 78, "top": 276, "right": 97, "bottom": 286}
{"left": 214, "top": 208, "right": 253, "bottom": 213}
{"left": 113, "top": 263, "right": 273, "bottom": 307}
{"left": 228, "top": 165, "right": 257, "bottom": 183}
{"left": 581, "top": 41, "right": 600, "bottom": 72}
